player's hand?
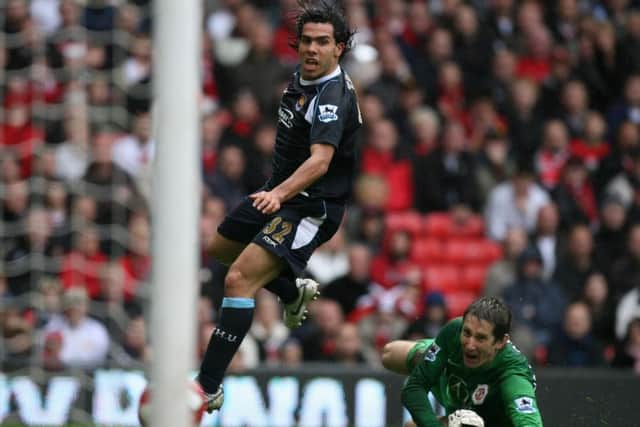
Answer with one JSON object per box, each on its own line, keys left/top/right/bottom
{"left": 447, "top": 409, "right": 484, "bottom": 427}
{"left": 249, "top": 190, "right": 282, "bottom": 215}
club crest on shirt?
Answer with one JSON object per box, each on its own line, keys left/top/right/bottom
{"left": 296, "top": 95, "right": 306, "bottom": 111}
{"left": 472, "top": 384, "right": 489, "bottom": 405}
{"left": 424, "top": 342, "right": 441, "bottom": 362}
{"left": 318, "top": 104, "right": 339, "bottom": 123}
{"left": 514, "top": 396, "right": 537, "bottom": 414}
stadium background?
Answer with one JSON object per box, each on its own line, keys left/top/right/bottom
{"left": 2, "top": 0, "right": 640, "bottom": 425}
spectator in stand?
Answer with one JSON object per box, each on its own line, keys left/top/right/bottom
{"left": 594, "top": 195, "right": 628, "bottom": 278}
{"left": 569, "top": 111, "right": 611, "bottom": 174}
{"left": 370, "top": 229, "right": 415, "bottom": 290}
{"left": 112, "top": 111, "right": 155, "bottom": 178}
{"left": 306, "top": 225, "right": 349, "bottom": 286}
{"left": 531, "top": 203, "right": 560, "bottom": 280}
{"left": 451, "top": 5, "right": 493, "bottom": 97}
{"left": 503, "top": 245, "right": 566, "bottom": 348}
{"left": 539, "top": 46, "right": 574, "bottom": 121}
{"left": 606, "top": 73, "right": 640, "bottom": 136}
{"left": 0, "top": 297, "right": 35, "bottom": 371}
{"left": 552, "top": 157, "right": 598, "bottom": 229}
{"left": 558, "top": 80, "right": 590, "bottom": 139}
{"left": 489, "top": 49, "right": 518, "bottom": 114}
{"left": 4, "top": 207, "right": 65, "bottom": 296}
{"left": 553, "top": 223, "right": 598, "bottom": 301}
{"left": 535, "top": 119, "right": 570, "bottom": 191}
{"left": 225, "top": 18, "right": 289, "bottom": 117}
{"left": 612, "top": 317, "right": 640, "bottom": 374}
{"left": 117, "top": 213, "right": 151, "bottom": 301}
{"left": 81, "top": 129, "right": 143, "bottom": 234}
{"left": 402, "top": 292, "right": 448, "bottom": 341}
{"left": 243, "top": 122, "right": 275, "bottom": 193}
{"left": 331, "top": 323, "right": 372, "bottom": 365}
{"left": 205, "top": 144, "right": 247, "bottom": 212}
{"left": 42, "top": 287, "right": 109, "bottom": 370}
{"left": 323, "top": 243, "right": 379, "bottom": 318}
{"left": 408, "top": 106, "right": 440, "bottom": 158}
{"left": 360, "top": 118, "right": 414, "bottom": 212}
{"left": 59, "top": 225, "right": 108, "bottom": 299}
{"left": 548, "top": 301, "right": 605, "bottom": 367}
{"left": 1, "top": 87, "right": 44, "bottom": 178}
{"left": 121, "top": 32, "right": 152, "bottom": 88}
{"left": 412, "top": 27, "right": 454, "bottom": 102}
{"left": 620, "top": 10, "right": 640, "bottom": 77}
{"left": 43, "top": 181, "right": 71, "bottom": 246}
{"left": 610, "top": 224, "right": 640, "bottom": 303}
{"left": 292, "top": 299, "right": 344, "bottom": 362}
{"left": 505, "top": 76, "right": 545, "bottom": 164}
{"left": 343, "top": 174, "right": 387, "bottom": 252}
{"left": 249, "top": 291, "right": 289, "bottom": 364}
{"left": 413, "top": 120, "right": 479, "bottom": 213}
{"left": 596, "top": 121, "right": 640, "bottom": 195}
{"left": 54, "top": 104, "right": 91, "bottom": 183}
{"left": 110, "top": 314, "right": 150, "bottom": 368}
{"left": 484, "top": 227, "right": 529, "bottom": 297}
{"left": 581, "top": 272, "right": 616, "bottom": 347}
{"left": 516, "top": 25, "right": 553, "bottom": 84}
{"left": 474, "top": 129, "right": 516, "bottom": 206}
{"left": 485, "top": 162, "right": 550, "bottom": 241}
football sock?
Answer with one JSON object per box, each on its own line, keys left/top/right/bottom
{"left": 198, "top": 297, "right": 254, "bottom": 394}
{"left": 264, "top": 275, "right": 299, "bottom": 304}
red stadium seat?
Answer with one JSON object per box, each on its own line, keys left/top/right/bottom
{"left": 422, "top": 265, "right": 460, "bottom": 293}
{"left": 460, "top": 264, "right": 488, "bottom": 292}
{"left": 479, "top": 240, "right": 503, "bottom": 264}
{"left": 423, "top": 213, "right": 454, "bottom": 239}
{"left": 385, "top": 210, "right": 423, "bottom": 237}
{"left": 445, "top": 291, "right": 477, "bottom": 318}
{"left": 411, "top": 238, "right": 444, "bottom": 264}
{"left": 444, "top": 239, "right": 503, "bottom": 266}
{"left": 452, "top": 214, "right": 485, "bottom": 238}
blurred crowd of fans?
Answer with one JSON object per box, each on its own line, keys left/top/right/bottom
{"left": 2, "top": 0, "right": 640, "bottom": 377}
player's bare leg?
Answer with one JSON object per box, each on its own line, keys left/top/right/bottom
{"left": 198, "top": 243, "right": 284, "bottom": 410}
{"left": 382, "top": 340, "right": 417, "bottom": 375}
{"left": 209, "top": 231, "right": 246, "bottom": 265}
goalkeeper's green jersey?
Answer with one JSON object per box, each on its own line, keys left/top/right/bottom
{"left": 401, "top": 318, "right": 543, "bottom": 427}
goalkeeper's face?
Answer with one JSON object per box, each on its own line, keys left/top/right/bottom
{"left": 460, "top": 315, "right": 507, "bottom": 368}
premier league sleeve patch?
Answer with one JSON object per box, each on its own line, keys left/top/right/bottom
{"left": 424, "top": 343, "right": 441, "bottom": 362}
{"left": 513, "top": 396, "right": 537, "bottom": 414}
{"left": 318, "top": 104, "right": 339, "bottom": 123}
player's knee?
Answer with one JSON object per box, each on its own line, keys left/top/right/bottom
{"left": 224, "top": 269, "right": 250, "bottom": 297}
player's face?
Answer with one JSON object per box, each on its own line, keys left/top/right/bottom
{"left": 460, "top": 315, "right": 507, "bottom": 368}
{"left": 298, "top": 22, "right": 344, "bottom": 80}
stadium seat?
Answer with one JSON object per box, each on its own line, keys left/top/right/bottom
{"left": 422, "top": 213, "right": 454, "bottom": 239}
{"left": 460, "top": 264, "right": 488, "bottom": 293}
{"left": 411, "top": 238, "right": 444, "bottom": 264}
{"left": 452, "top": 214, "right": 485, "bottom": 238}
{"left": 445, "top": 291, "right": 477, "bottom": 318}
{"left": 422, "top": 265, "right": 460, "bottom": 293}
{"left": 444, "top": 239, "right": 503, "bottom": 265}
{"left": 385, "top": 210, "right": 423, "bottom": 237}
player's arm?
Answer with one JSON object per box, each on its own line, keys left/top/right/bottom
{"left": 250, "top": 143, "right": 335, "bottom": 214}
{"left": 401, "top": 339, "right": 449, "bottom": 427}
{"left": 501, "top": 375, "right": 544, "bottom": 427}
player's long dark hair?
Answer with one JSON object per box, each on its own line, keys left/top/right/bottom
{"left": 289, "top": 0, "right": 355, "bottom": 60}
{"left": 464, "top": 297, "right": 512, "bottom": 342}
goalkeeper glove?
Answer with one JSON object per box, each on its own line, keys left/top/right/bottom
{"left": 447, "top": 409, "right": 484, "bottom": 427}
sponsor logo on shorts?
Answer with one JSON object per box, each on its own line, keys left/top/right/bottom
{"left": 472, "top": 384, "right": 489, "bottom": 405}
{"left": 262, "top": 236, "right": 278, "bottom": 247}
{"left": 318, "top": 104, "right": 338, "bottom": 123}
{"left": 424, "top": 343, "right": 441, "bottom": 362}
{"left": 514, "top": 396, "right": 536, "bottom": 414}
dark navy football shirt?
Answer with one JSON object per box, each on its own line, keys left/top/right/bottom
{"left": 267, "top": 66, "right": 362, "bottom": 203}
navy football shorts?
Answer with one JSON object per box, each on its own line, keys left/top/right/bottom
{"left": 217, "top": 193, "right": 344, "bottom": 276}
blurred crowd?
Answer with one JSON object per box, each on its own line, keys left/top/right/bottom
{"left": 2, "top": 0, "right": 640, "bottom": 377}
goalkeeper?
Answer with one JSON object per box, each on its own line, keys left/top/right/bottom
{"left": 383, "top": 297, "right": 543, "bottom": 427}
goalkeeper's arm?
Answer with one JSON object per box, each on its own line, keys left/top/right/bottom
{"left": 400, "top": 363, "right": 443, "bottom": 427}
